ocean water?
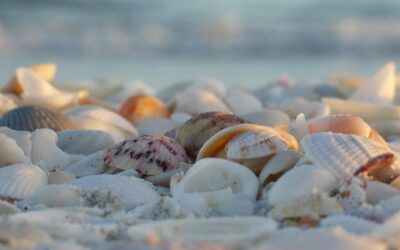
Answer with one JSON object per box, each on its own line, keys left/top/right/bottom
{"left": 1, "top": 0, "right": 400, "bottom": 89}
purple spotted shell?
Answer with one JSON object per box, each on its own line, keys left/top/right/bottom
{"left": 103, "top": 135, "right": 190, "bottom": 178}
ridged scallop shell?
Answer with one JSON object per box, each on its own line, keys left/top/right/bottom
{"left": 223, "top": 88, "right": 263, "bottom": 115}
{"left": 0, "top": 105, "right": 79, "bottom": 132}
{"left": 31, "top": 128, "right": 70, "bottom": 171}
{"left": 127, "top": 217, "right": 276, "bottom": 246}
{"left": 72, "top": 175, "right": 160, "bottom": 210}
{"left": 176, "top": 111, "right": 247, "bottom": 158}
{"left": 241, "top": 109, "right": 291, "bottom": 127}
{"left": 267, "top": 164, "right": 337, "bottom": 206}
{"left": 301, "top": 133, "right": 395, "bottom": 181}
{"left": 0, "top": 133, "right": 30, "bottom": 167}
{"left": 197, "top": 124, "right": 298, "bottom": 173}
{"left": 0, "top": 126, "right": 32, "bottom": 158}
{"left": 320, "top": 215, "right": 378, "bottom": 235}
{"left": 57, "top": 129, "right": 114, "bottom": 155}
{"left": 136, "top": 118, "right": 176, "bottom": 136}
{"left": 103, "top": 135, "right": 190, "bottom": 186}
{"left": 0, "top": 164, "right": 47, "bottom": 200}
{"left": 171, "top": 158, "right": 259, "bottom": 214}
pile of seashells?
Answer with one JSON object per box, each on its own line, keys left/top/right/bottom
{"left": 2, "top": 62, "right": 400, "bottom": 249}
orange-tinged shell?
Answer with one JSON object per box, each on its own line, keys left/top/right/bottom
{"left": 119, "top": 95, "right": 170, "bottom": 125}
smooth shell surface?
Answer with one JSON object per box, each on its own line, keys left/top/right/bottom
{"left": 223, "top": 88, "right": 263, "bottom": 115}
{"left": 0, "top": 106, "right": 79, "bottom": 132}
{"left": 0, "top": 133, "right": 30, "bottom": 167}
{"left": 57, "top": 130, "right": 114, "bottom": 155}
{"left": 240, "top": 109, "right": 291, "bottom": 127}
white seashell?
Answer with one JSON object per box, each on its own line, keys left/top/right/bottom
{"left": 173, "top": 88, "right": 230, "bottom": 115}
{"left": 371, "top": 120, "right": 400, "bottom": 138}
{"left": 241, "top": 109, "right": 291, "bottom": 127}
{"left": 0, "top": 200, "right": 20, "bottom": 214}
{"left": 72, "top": 175, "right": 160, "bottom": 210}
{"left": 350, "top": 62, "right": 396, "bottom": 104}
{"left": 48, "top": 170, "right": 76, "bottom": 184}
{"left": 0, "top": 133, "right": 30, "bottom": 167}
{"left": 170, "top": 111, "right": 192, "bottom": 126}
{"left": 269, "top": 192, "right": 342, "bottom": 220}
{"left": 224, "top": 88, "right": 263, "bottom": 115}
{"left": 374, "top": 211, "right": 400, "bottom": 249}
{"left": 128, "top": 196, "right": 182, "bottom": 220}
{"left": 280, "top": 98, "right": 330, "bottom": 119}
{"left": 288, "top": 113, "right": 309, "bottom": 142}
{"left": 136, "top": 118, "right": 176, "bottom": 136}
{"left": 171, "top": 158, "right": 259, "bottom": 215}
{"left": 190, "top": 76, "right": 226, "bottom": 98}
{"left": 31, "top": 128, "right": 70, "bottom": 171}
{"left": 267, "top": 164, "right": 337, "bottom": 206}
{"left": 0, "top": 221, "right": 52, "bottom": 248}
{"left": 57, "top": 129, "right": 114, "bottom": 155}
{"left": 321, "top": 214, "right": 378, "bottom": 235}
{"left": 0, "top": 163, "right": 47, "bottom": 199}
{"left": 375, "top": 195, "right": 400, "bottom": 218}
{"left": 301, "top": 132, "right": 394, "bottom": 181}
{"left": 366, "top": 180, "right": 400, "bottom": 205}
{"left": 0, "top": 126, "right": 32, "bottom": 158}
{"left": 336, "top": 178, "right": 367, "bottom": 210}
{"left": 62, "top": 150, "right": 108, "bottom": 177}
{"left": 258, "top": 150, "right": 304, "bottom": 187}
{"left": 127, "top": 216, "right": 277, "bottom": 246}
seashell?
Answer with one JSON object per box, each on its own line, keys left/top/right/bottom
{"left": 240, "top": 108, "right": 291, "bottom": 128}
{"left": 0, "top": 126, "right": 32, "bottom": 158}
{"left": 105, "top": 80, "right": 155, "bottom": 104}
{"left": 0, "top": 200, "right": 20, "bottom": 214}
{"left": 62, "top": 150, "right": 108, "bottom": 177}
{"left": 31, "top": 128, "right": 70, "bottom": 171}
{"left": 374, "top": 211, "right": 400, "bottom": 249}
{"left": 197, "top": 123, "right": 298, "bottom": 173}
{"left": 128, "top": 196, "right": 182, "bottom": 221}
{"left": 171, "top": 158, "right": 259, "bottom": 215}
{"left": 127, "top": 217, "right": 277, "bottom": 246}
{"left": 370, "top": 120, "right": 400, "bottom": 139}
{"left": 19, "top": 184, "right": 123, "bottom": 211}
{"left": 366, "top": 180, "right": 400, "bottom": 205}
{"left": 172, "top": 88, "right": 230, "bottom": 115}
{"left": 0, "top": 105, "right": 80, "bottom": 132}
{"left": 118, "top": 95, "right": 170, "bottom": 125}
{"left": 332, "top": 73, "right": 366, "bottom": 97}
{"left": 170, "top": 111, "right": 192, "bottom": 126}
{"left": 189, "top": 76, "right": 227, "bottom": 98}
{"left": 0, "top": 163, "right": 47, "bottom": 200}
{"left": 103, "top": 135, "right": 190, "bottom": 186}
{"left": 301, "top": 133, "right": 395, "bottom": 181}
{"left": 176, "top": 111, "right": 248, "bottom": 159}
{"left": 57, "top": 129, "right": 114, "bottom": 155}
{"left": 350, "top": 62, "right": 396, "bottom": 105}
{"left": 280, "top": 98, "right": 330, "bottom": 119}
{"left": 0, "top": 133, "right": 30, "bottom": 167}
{"left": 269, "top": 192, "right": 342, "bottom": 220}
{"left": 72, "top": 174, "right": 160, "bottom": 210}
{"left": 267, "top": 164, "right": 337, "bottom": 206}
{"left": 223, "top": 88, "right": 263, "bottom": 115}
{"left": 322, "top": 97, "right": 400, "bottom": 122}
{"left": 320, "top": 215, "right": 378, "bottom": 235}
{"left": 258, "top": 150, "right": 304, "bottom": 187}
{"left": 0, "top": 93, "right": 18, "bottom": 115}
{"left": 375, "top": 195, "right": 400, "bottom": 218}
{"left": 64, "top": 105, "right": 138, "bottom": 142}
{"left": 0, "top": 221, "right": 52, "bottom": 248}
{"left": 136, "top": 118, "right": 176, "bottom": 136}
{"left": 48, "top": 170, "right": 76, "bottom": 184}
{"left": 156, "top": 82, "right": 191, "bottom": 104}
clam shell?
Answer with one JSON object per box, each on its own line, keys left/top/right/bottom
{"left": 176, "top": 111, "right": 248, "bottom": 158}
{"left": 72, "top": 175, "right": 160, "bottom": 210}
{"left": 136, "top": 118, "right": 176, "bottom": 136}
{"left": 240, "top": 109, "right": 291, "bottom": 127}
{"left": 0, "top": 133, "right": 30, "bottom": 167}
{"left": 31, "top": 128, "right": 70, "bottom": 171}
{"left": 267, "top": 164, "right": 337, "bottom": 206}
{"left": 321, "top": 215, "right": 378, "bottom": 235}
{"left": 103, "top": 135, "right": 190, "bottom": 186}
{"left": 224, "top": 88, "right": 263, "bottom": 115}
{"left": 301, "top": 133, "right": 395, "bottom": 181}
{"left": 0, "top": 105, "right": 79, "bottom": 132}
{"left": 57, "top": 129, "right": 114, "bottom": 155}
{"left": 0, "top": 163, "right": 47, "bottom": 200}
{"left": 127, "top": 217, "right": 277, "bottom": 246}
{"left": 171, "top": 158, "right": 259, "bottom": 214}
{"left": 62, "top": 150, "right": 108, "bottom": 177}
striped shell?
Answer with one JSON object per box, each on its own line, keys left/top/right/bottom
{"left": 0, "top": 106, "right": 79, "bottom": 132}
{"left": 176, "top": 111, "right": 247, "bottom": 158}
{"left": 0, "top": 164, "right": 47, "bottom": 200}
{"left": 103, "top": 135, "right": 190, "bottom": 185}
{"left": 301, "top": 132, "right": 396, "bottom": 181}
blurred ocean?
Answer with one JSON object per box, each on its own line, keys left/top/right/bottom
{"left": 0, "top": 0, "right": 400, "bottom": 89}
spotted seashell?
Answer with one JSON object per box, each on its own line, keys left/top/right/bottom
{"left": 103, "top": 135, "right": 190, "bottom": 186}
{"left": 176, "top": 111, "right": 248, "bottom": 159}
{"left": 0, "top": 106, "right": 79, "bottom": 132}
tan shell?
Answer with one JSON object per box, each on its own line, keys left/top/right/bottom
{"left": 197, "top": 124, "right": 298, "bottom": 173}
{"left": 176, "top": 111, "right": 248, "bottom": 159}
{"left": 118, "top": 95, "right": 170, "bottom": 125}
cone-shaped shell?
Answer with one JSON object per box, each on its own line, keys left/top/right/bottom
{"left": 118, "top": 95, "right": 170, "bottom": 125}
{"left": 176, "top": 111, "right": 248, "bottom": 158}
{"left": 0, "top": 106, "right": 79, "bottom": 132}
{"left": 301, "top": 132, "right": 396, "bottom": 181}
{"left": 103, "top": 135, "right": 190, "bottom": 185}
